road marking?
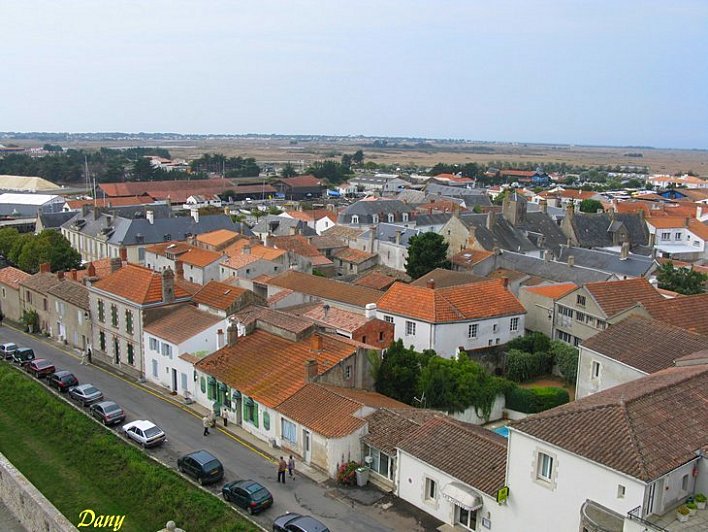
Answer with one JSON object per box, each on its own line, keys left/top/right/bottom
{"left": 9, "top": 325, "right": 276, "bottom": 463}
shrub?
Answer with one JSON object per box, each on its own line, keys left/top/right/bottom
{"left": 677, "top": 505, "right": 690, "bottom": 516}
{"left": 686, "top": 501, "right": 697, "bottom": 510}
{"left": 507, "top": 332, "right": 551, "bottom": 354}
{"left": 505, "top": 386, "right": 569, "bottom": 413}
{"left": 336, "top": 461, "right": 359, "bottom": 486}
{"left": 695, "top": 493, "right": 706, "bottom": 503}
{"left": 506, "top": 349, "right": 553, "bottom": 383}
{"left": 550, "top": 340, "right": 579, "bottom": 384}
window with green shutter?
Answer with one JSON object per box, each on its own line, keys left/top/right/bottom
{"left": 125, "top": 310, "right": 133, "bottom": 334}
{"left": 99, "top": 331, "right": 106, "bottom": 350}
{"left": 263, "top": 411, "right": 270, "bottom": 431}
{"left": 200, "top": 376, "right": 206, "bottom": 394}
{"left": 207, "top": 377, "right": 216, "bottom": 401}
{"left": 97, "top": 300, "right": 105, "bottom": 323}
{"left": 127, "top": 343, "right": 134, "bottom": 365}
{"left": 111, "top": 304, "right": 118, "bottom": 327}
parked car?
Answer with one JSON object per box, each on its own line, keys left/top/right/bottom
{"left": 0, "top": 342, "right": 18, "bottom": 360}
{"left": 222, "top": 480, "right": 273, "bottom": 514}
{"left": 177, "top": 450, "right": 224, "bottom": 485}
{"left": 272, "top": 513, "right": 330, "bottom": 532}
{"left": 122, "top": 420, "right": 166, "bottom": 448}
{"left": 47, "top": 370, "right": 78, "bottom": 392}
{"left": 89, "top": 401, "right": 126, "bottom": 426}
{"left": 12, "top": 347, "right": 35, "bottom": 366}
{"left": 68, "top": 384, "right": 103, "bottom": 406}
{"left": 25, "top": 358, "right": 55, "bottom": 378}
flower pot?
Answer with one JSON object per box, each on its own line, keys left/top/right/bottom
{"left": 687, "top": 507, "right": 696, "bottom": 516}
{"left": 697, "top": 501, "right": 706, "bottom": 510}
{"left": 676, "top": 511, "right": 689, "bottom": 523}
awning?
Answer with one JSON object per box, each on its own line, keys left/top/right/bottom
{"left": 442, "top": 482, "right": 483, "bottom": 511}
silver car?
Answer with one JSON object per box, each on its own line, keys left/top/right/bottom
{"left": 1, "top": 342, "right": 18, "bottom": 360}
{"left": 68, "top": 384, "right": 104, "bottom": 406}
{"left": 122, "top": 420, "right": 166, "bottom": 448}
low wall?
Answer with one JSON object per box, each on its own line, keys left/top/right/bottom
{"left": 0, "top": 452, "right": 77, "bottom": 532}
{"left": 452, "top": 394, "right": 506, "bottom": 425}
{"left": 503, "top": 408, "right": 529, "bottom": 421}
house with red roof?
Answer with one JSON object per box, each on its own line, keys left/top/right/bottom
{"left": 518, "top": 283, "right": 577, "bottom": 337}
{"left": 646, "top": 215, "right": 708, "bottom": 261}
{"left": 144, "top": 241, "right": 223, "bottom": 285}
{"left": 271, "top": 175, "right": 323, "bottom": 200}
{"left": 88, "top": 263, "right": 193, "bottom": 379}
{"left": 0, "top": 265, "right": 31, "bottom": 322}
{"left": 376, "top": 278, "right": 526, "bottom": 357}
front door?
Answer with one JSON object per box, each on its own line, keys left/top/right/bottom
{"left": 303, "top": 429, "right": 311, "bottom": 463}
{"left": 171, "top": 368, "right": 177, "bottom": 392}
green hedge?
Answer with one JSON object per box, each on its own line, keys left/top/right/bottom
{"left": 505, "top": 386, "right": 569, "bottom": 413}
{"left": 0, "top": 364, "right": 258, "bottom": 532}
{"left": 506, "top": 349, "right": 554, "bottom": 382}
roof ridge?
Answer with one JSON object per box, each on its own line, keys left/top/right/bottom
{"left": 617, "top": 396, "right": 651, "bottom": 479}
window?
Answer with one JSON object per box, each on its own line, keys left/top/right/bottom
{"left": 402, "top": 213, "right": 409, "bottom": 222}
{"left": 576, "top": 295, "right": 586, "bottom": 307}
{"left": 244, "top": 398, "right": 258, "bottom": 427}
{"left": 425, "top": 478, "right": 437, "bottom": 501}
{"left": 345, "top": 365, "right": 352, "bottom": 380}
{"left": 575, "top": 311, "right": 587, "bottom": 323}
{"left": 387, "top": 213, "right": 394, "bottom": 223}
{"left": 661, "top": 232, "right": 670, "bottom": 241}
{"left": 468, "top": 323, "right": 478, "bottom": 338}
{"left": 378, "top": 331, "right": 384, "bottom": 341}
{"left": 152, "top": 359, "right": 158, "bottom": 378}
{"left": 384, "top": 315, "right": 394, "bottom": 324}
{"left": 77, "top": 309, "right": 83, "bottom": 325}
{"left": 457, "top": 506, "right": 478, "bottom": 530}
{"left": 364, "top": 445, "right": 392, "bottom": 480}
{"left": 351, "top": 215, "right": 359, "bottom": 224}
{"left": 372, "top": 214, "right": 379, "bottom": 224}
{"left": 592, "top": 361, "right": 601, "bottom": 379}
{"left": 361, "top": 335, "right": 367, "bottom": 344}
{"left": 682, "top": 474, "right": 689, "bottom": 491}
{"left": 510, "top": 317, "right": 519, "bottom": 332}
{"left": 180, "top": 372, "right": 188, "bottom": 391}
{"left": 675, "top": 232, "right": 682, "bottom": 240}
{"left": 127, "top": 344, "right": 134, "bottom": 365}
{"left": 537, "top": 452, "right": 554, "bottom": 482}
{"left": 617, "top": 485, "right": 626, "bottom": 499}
{"left": 26, "top": 290, "right": 32, "bottom": 304}
{"left": 492, "top": 322, "right": 499, "bottom": 333}
{"left": 558, "top": 305, "right": 573, "bottom": 317}
{"left": 161, "top": 343, "right": 172, "bottom": 358}
{"left": 110, "top": 304, "right": 118, "bottom": 327}
{"left": 99, "top": 331, "right": 106, "bottom": 350}
{"left": 282, "top": 419, "right": 297, "bottom": 444}
{"left": 200, "top": 376, "right": 206, "bottom": 394}
{"left": 125, "top": 310, "right": 133, "bottom": 334}
{"left": 149, "top": 337, "right": 159, "bottom": 351}
{"left": 263, "top": 411, "right": 270, "bottom": 431}
{"left": 405, "top": 321, "right": 416, "bottom": 336}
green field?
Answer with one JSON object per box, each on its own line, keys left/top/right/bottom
{"left": 0, "top": 363, "right": 259, "bottom": 532}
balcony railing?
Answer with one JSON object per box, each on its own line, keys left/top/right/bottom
{"left": 627, "top": 506, "right": 668, "bottom": 532}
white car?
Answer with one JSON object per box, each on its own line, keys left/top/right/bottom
{"left": 122, "top": 420, "right": 166, "bottom": 448}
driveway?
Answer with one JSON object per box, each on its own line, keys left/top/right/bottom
{"left": 0, "top": 327, "right": 426, "bottom": 532}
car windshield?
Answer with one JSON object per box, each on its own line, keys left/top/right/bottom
{"left": 103, "top": 404, "right": 121, "bottom": 413}
{"left": 61, "top": 375, "right": 74, "bottom": 382}
{"left": 144, "top": 426, "right": 163, "bottom": 438}
{"left": 203, "top": 459, "right": 221, "bottom": 471}
{"left": 251, "top": 488, "right": 270, "bottom": 501}
{"left": 83, "top": 386, "right": 99, "bottom": 395}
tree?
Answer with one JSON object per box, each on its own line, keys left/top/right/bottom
{"left": 579, "top": 199, "right": 603, "bottom": 213}
{"left": 656, "top": 261, "right": 707, "bottom": 295}
{"left": 352, "top": 149, "right": 364, "bottom": 165}
{"left": 0, "top": 228, "right": 21, "bottom": 258}
{"left": 305, "top": 160, "right": 352, "bottom": 185}
{"left": 10, "top": 230, "right": 81, "bottom": 274}
{"left": 281, "top": 162, "right": 297, "bottom": 178}
{"left": 405, "top": 232, "right": 450, "bottom": 279}
{"left": 375, "top": 340, "right": 425, "bottom": 404}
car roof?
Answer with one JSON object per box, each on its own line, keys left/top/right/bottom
{"left": 235, "top": 479, "right": 265, "bottom": 491}
{"left": 187, "top": 450, "right": 219, "bottom": 464}
{"left": 94, "top": 400, "right": 118, "bottom": 409}
{"left": 124, "top": 419, "right": 157, "bottom": 431}
{"left": 75, "top": 384, "right": 97, "bottom": 391}
{"left": 1, "top": 342, "right": 17, "bottom": 348}
{"left": 16, "top": 347, "right": 33, "bottom": 352}
{"left": 53, "top": 370, "right": 74, "bottom": 377}
{"left": 286, "top": 515, "right": 328, "bottom": 531}
{"left": 32, "top": 358, "right": 50, "bottom": 364}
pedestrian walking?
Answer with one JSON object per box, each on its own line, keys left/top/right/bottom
{"left": 221, "top": 405, "right": 229, "bottom": 427}
{"left": 0, "top": 309, "right": 5, "bottom": 327}
{"left": 202, "top": 415, "right": 210, "bottom": 436}
{"left": 288, "top": 455, "right": 295, "bottom": 479}
{"left": 80, "top": 349, "right": 88, "bottom": 366}
{"left": 86, "top": 347, "right": 92, "bottom": 364}
{"left": 277, "top": 457, "right": 287, "bottom": 483}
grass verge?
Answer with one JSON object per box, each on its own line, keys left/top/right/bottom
{"left": 0, "top": 363, "right": 259, "bottom": 532}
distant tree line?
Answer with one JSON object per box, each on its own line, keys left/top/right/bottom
{"left": 189, "top": 153, "right": 260, "bottom": 177}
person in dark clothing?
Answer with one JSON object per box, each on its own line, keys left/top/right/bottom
{"left": 202, "top": 416, "right": 210, "bottom": 436}
{"left": 277, "top": 457, "right": 287, "bottom": 483}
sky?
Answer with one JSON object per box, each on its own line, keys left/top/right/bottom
{"left": 1, "top": 1, "right": 707, "bottom": 149}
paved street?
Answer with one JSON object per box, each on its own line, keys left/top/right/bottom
{"left": 0, "top": 327, "right": 424, "bottom": 532}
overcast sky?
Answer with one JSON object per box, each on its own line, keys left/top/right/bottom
{"left": 1, "top": 1, "right": 707, "bottom": 148}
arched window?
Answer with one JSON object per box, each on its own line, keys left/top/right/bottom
{"left": 388, "top": 213, "right": 394, "bottom": 223}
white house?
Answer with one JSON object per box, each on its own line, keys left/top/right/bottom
{"left": 144, "top": 241, "right": 223, "bottom": 285}
{"left": 646, "top": 215, "right": 708, "bottom": 261}
{"left": 143, "top": 304, "right": 227, "bottom": 398}
{"left": 376, "top": 278, "right": 526, "bottom": 358}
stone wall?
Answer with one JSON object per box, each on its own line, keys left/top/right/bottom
{"left": 0, "top": 452, "right": 77, "bottom": 532}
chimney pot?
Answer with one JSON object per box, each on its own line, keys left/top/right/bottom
{"left": 39, "top": 262, "right": 51, "bottom": 273}
{"left": 426, "top": 279, "right": 436, "bottom": 289}
{"left": 87, "top": 262, "right": 96, "bottom": 277}
{"left": 161, "top": 267, "right": 175, "bottom": 303}
{"left": 119, "top": 246, "right": 127, "bottom": 261}
{"left": 227, "top": 320, "right": 238, "bottom": 346}
{"left": 305, "top": 359, "right": 319, "bottom": 383}
{"left": 310, "top": 334, "right": 323, "bottom": 352}
{"left": 57, "top": 270, "right": 65, "bottom": 281}
{"left": 568, "top": 255, "right": 575, "bottom": 267}
{"left": 175, "top": 260, "right": 184, "bottom": 279}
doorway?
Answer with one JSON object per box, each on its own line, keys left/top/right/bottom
{"left": 171, "top": 368, "right": 177, "bottom": 393}
{"left": 302, "top": 429, "right": 311, "bottom": 463}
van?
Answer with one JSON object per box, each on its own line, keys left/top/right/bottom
{"left": 12, "top": 347, "right": 35, "bottom": 366}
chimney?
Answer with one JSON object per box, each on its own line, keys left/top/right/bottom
{"left": 323, "top": 304, "right": 330, "bottom": 320}
{"left": 540, "top": 199, "right": 548, "bottom": 214}
{"left": 87, "top": 262, "right": 96, "bottom": 277}
{"left": 620, "top": 241, "right": 630, "bottom": 260}
{"left": 289, "top": 225, "right": 297, "bottom": 236}
{"left": 109, "top": 257, "right": 122, "bottom": 273}
{"left": 57, "top": 270, "right": 65, "bottom": 281}
{"left": 175, "top": 260, "right": 184, "bottom": 279}
{"left": 697, "top": 206, "right": 703, "bottom": 220}
{"left": 565, "top": 203, "right": 575, "bottom": 220}
{"left": 227, "top": 320, "right": 239, "bottom": 346}
{"left": 365, "top": 303, "right": 376, "bottom": 319}
{"left": 501, "top": 276, "right": 509, "bottom": 288}
{"left": 310, "top": 334, "right": 323, "bottom": 352}
{"left": 486, "top": 210, "right": 494, "bottom": 230}
{"left": 243, "top": 245, "right": 251, "bottom": 255}
{"left": 81, "top": 204, "right": 90, "bottom": 217}
{"left": 395, "top": 230, "right": 402, "bottom": 245}
{"left": 426, "top": 279, "right": 436, "bottom": 289}
{"left": 119, "top": 246, "right": 127, "bottom": 261}
{"left": 544, "top": 249, "right": 551, "bottom": 262}
{"left": 369, "top": 225, "right": 376, "bottom": 253}
{"left": 190, "top": 207, "right": 200, "bottom": 223}
{"left": 216, "top": 329, "right": 224, "bottom": 350}
{"left": 39, "top": 262, "right": 51, "bottom": 273}
{"left": 305, "top": 359, "right": 319, "bottom": 383}
{"left": 161, "top": 268, "right": 175, "bottom": 303}
{"left": 146, "top": 210, "right": 154, "bottom": 224}
{"left": 568, "top": 255, "right": 575, "bottom": 267}
{"left": 70, "top": 269, "right": 78, "bottom": 281}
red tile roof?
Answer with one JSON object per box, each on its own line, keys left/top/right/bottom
{"left": 353, "top": 271, "right": 398, "bottom": 290}
{"left": 193, "top": 281, "right": 249, "bottom": 311}
{"left": 65, "top": 196, "right": 155, "bottom": 209}
{"left": 195, "top": 331, "right": 355, "bottom": 408}
{"left": 196, "top": 229, "right": 243, "bottom": 248}
{"left": 522, "top": 282, "right": 578, "bottom": 300}
{"left": 450, "top": 249, "right": 494, "bottom": 269}
{"left": 333, "top": 247, "right": 377, "bottom": 264}
{"left": 378, "top": 278, "right": 525, "bottom": 323}
{"left": 511, "top": 364, "right": 708, "bottom": 481}
{"left": 274, "top": 175, "right": 322, "bottom": 188}
{"left": 99, "top": 178, "right": 235, "bottom": 200}
{"left": 268, "top": 270, "right": 382, "bottom": 308}
{"left": 639, "top": 293, "right": 708, "bottom": 336}
{"left": 584, "top": 278, "right": 664, "bottom": 317}
{"left": 362, "top": 408, "right": 441, "bottom": 455}
{"left": 92, "top": 264, "right": 191, "bottom": 305}
{"left": 144, "top": 305, "right": 222, "bottom": 344}
{"left": 398, "top": 416, "right": 508, "bottom": 496}
{"left": 0, "top": 266, "right": 31, "bottom": 290}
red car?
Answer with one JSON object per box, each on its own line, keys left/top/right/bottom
{"left": 48, "top": 370, "right": 79, "bottom": 392}
{"left": 26, "top": 358, "right": 56, "bottom": 378}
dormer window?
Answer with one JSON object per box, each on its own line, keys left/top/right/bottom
{"left": 387, "top": 213, "right": 394, "bottom": 223}
{"left": 351, "top": 215, "right": 359, "bottom": 224}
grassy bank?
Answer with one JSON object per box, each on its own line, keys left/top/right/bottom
{"left": 0, "top": 363, "right": 258, "bottom": 532}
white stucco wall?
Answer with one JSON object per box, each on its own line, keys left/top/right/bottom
{"left": 504, "top": 429, "right": 645, "bottom": 532}
{"left": 576, "top": 347, "right": 648, "bottom": 399}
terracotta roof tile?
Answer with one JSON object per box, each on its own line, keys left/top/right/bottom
{"left": 410, "top": 268, "right": 485, "bottom": 289}
{"left": 221, "top": 254, "right": 262, "bottom": 270}
{"left": 65, "top": 196, "right": 154, "bottom": 209}
{"left": 223, "top": 240, "right": 286, "bottom": 261}
{"left": 688, "top": 219, "right": 708, "bottom": 240}
{"left": 144, "top": 305, "right": 222, "bottom": 344}
{"left": 275, "top": 175, "right": 322, "bottom": 187}
{"left": 195, "top": 331, "right": 355, "bottom": 408}
{"left": 584, "top": 278, "right": 664, "bottom": 317}
{"left": 640, "top": 293, "right": 708, "bottom": 336}
{"left": 268, "top": 270, "right": 382, "bottom": 308}
{"left": 511, "top": 364, "right": 708, "bottom": 481}
{"left": 522, "top": 282, "right": 578, "bottom": 300}
{"left": 333, "top": 247, "right": 377, "bottom": 264}
{"left": 92, "top": 264, "right": 191, "bottom": 305}
{"left": 0, "top": 266, "right": 31, "bottom": 290}
{"left": 398, "top": 416, "right": 508, "bottom": 496}
{"left": 268, "top": 235, "right": 327, "bottom": 259}
{"left": 646, "top": 216, "right": 691, "bottom": 229}
{"left": 46, "top": 280, "right": 89, "bottom": 310}
{"left": 450, "top": 249, "right": 494, "bottom": 269}
{"left": 353, "top": 271, "right": 397, "bottom": 290}
{"left": 196, "top": 229, "right": 243, "bottom": 248}
{"left": 378, "top": 278, "right": 525, "bottom": 323}
{"left": 582, "top": 315, "right": 708, "bottom": 373}
{"left": 20, "top": 272, "right": 63, "bottom": 293}
{"left": 193, "top": 281, "right": 249, "bottom": 311}
{"left": 362, "top": 408, "right": 441, "bottom": 455}
{"left": 235, "top": 306, "right": 314, "bottom": 335}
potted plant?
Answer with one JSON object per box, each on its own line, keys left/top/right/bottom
{"left": 676, "top": 505, "right": 689, "bottom": 523}
{"left": 686, "top": 501, "right": 697, "bottom": 516}
{"left": 696, "top": 493, "right": 707, "bottom": 510}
